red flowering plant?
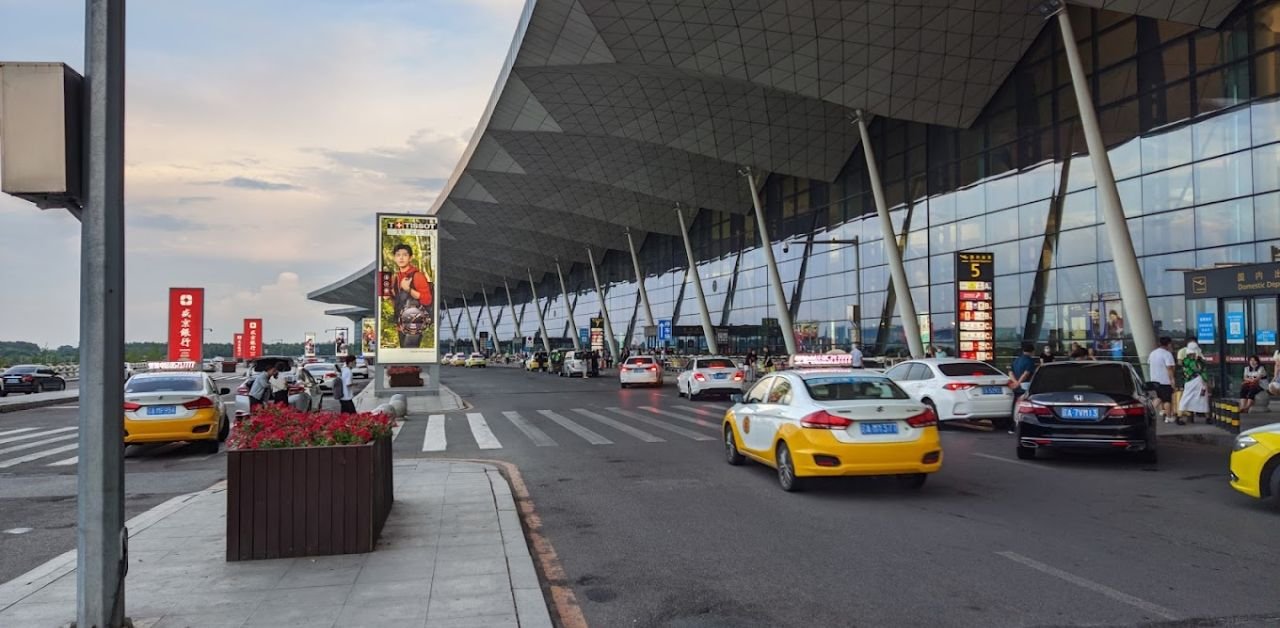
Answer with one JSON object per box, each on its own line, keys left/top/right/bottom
{"left": 228, "top": 404, "right": 396, "bottom": 450}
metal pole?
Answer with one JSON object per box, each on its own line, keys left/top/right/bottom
{"left": 504, "top": 280, "right": 523, "bottom": 352}
{"left": 1053, "top": 7, "right": 1156, "bottom": 361}
{"left": 855, "top": 110, "right": 924, "bottom": 358}
{"left": 854, "top": 238, "right": 862, "bottom": 347}
{"left": 742, "top": 169, "right": 797, "bottom": 357}
{"left": 527, "top": 269, "right": 553, "bottom": 355}
{"left": 675, "top": 205, "right": 719, "bottom": 355}
{"left": 625, "top": 230, "right": 655, "bottom": 329}
{"left": 556, "top": 260, "right": 581, "bottom": 351}
{"left": 460, "top": 292, "right": 481, "bottom": 354}
{"left": 586, "top": 248, "right": 620, "bottom": 361}
{"left": 78, "top": 0, "right": 127, "bottom": 625}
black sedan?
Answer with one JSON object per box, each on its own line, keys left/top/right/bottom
{"left": 1015, "top": 361, "right": 1158, "bottom": 463}
{"left": 0, "top": 364, "right": 68, "bottom": 396}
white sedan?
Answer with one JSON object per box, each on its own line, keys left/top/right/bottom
{"left": 351, "top": 357, "right": 370, "bottom": 379}
{"left": 883, "top": 358, "right": 1015, "bottom": 422}
{"left": 676, "top": 357, "right": 745, "bottom": 400}
{"left": 303, "top": 363, "right": 339, "bottom": 393}
{"left": 619, "top": 356, "right": 663, "bottom": 388}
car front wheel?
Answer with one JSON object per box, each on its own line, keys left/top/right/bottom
{"left": 724, "top": 427, "right": 745, "bottom": 466}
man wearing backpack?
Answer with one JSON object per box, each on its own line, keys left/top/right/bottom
{"left": 391, "top": 243, "right": 433, "bottom": 348}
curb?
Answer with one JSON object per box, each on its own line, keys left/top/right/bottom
{"left": 0, "top": 481, "right": 226, "bottom": 612}
{"left": 0, "top": 391, "right": 80, "bottom": 414}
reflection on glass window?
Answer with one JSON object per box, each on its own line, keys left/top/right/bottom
{"left": 1194, "top": 151, "right": 1253, "bottom": 203}
{"left": 1143, "top": 208, "right": 1195, "bottom": 255}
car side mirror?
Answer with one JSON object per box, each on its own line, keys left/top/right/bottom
{"left": 220, "top": 387, "right": 231, "bottom": 395}
{"left": 729, "top": 393, "right": 744, "bottom": 404}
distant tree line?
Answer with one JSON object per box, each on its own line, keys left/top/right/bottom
{"left": 0, "top": 340, "right": 343, "bottom": 368}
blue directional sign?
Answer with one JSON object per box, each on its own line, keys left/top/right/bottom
{"left": 1196, "top": 313, "right": 1215, "bottom": 343}
{"left": 1226, "top": 311, "right": 1245, "bottom": 345}
{"left": 579, "top": 327, "right": 589, "bottom": 346}
{"left": 657, "top": 319, "right": 672, "bottom": 341}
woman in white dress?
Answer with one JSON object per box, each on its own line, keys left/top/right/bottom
{"left": 1176, "top": 342, "right": 1209, "bottom": 423}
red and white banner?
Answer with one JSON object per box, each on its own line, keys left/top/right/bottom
{"left": 167, "top": 288, "right": 204, "bottom": 364}
{"left": 233, "top": 333, "right": 244, "bottom": 359}
{"left": 243, "top": 318, "right": 263, "bottom": 359}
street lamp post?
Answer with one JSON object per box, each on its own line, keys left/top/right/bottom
{"left": 811, "top": 238, "right": 862, "bottom": 347}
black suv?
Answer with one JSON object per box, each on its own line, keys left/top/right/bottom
{"left": 1015, "top": 361, "right": 1158, "bottom": 463}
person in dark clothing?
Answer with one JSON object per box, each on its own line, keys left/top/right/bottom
{"left": 590, "top": 350, "right": 600, "bottom": 377}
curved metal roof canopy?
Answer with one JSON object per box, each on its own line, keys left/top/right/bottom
{"left": 311, "top": 0, "right": 1238, "bottom": 309}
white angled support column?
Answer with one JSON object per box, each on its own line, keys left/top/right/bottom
{"left": 1053, "top": 6, "right": 1156, "bottom": 361}
{"left": 855, "top": 111, "right": 924, "bottom": 358}
{"left": 481, "top": 288, "right": 502, "bottom": 355}
{"left": 459, "top": 292, "right": 481, "bottom": 354}
{"left": 444, "top": 307, "right": 461, "bottom": 351}
{"left": 675, "top": 205, "right": 719, "bottom": 355}
{"left": 742, "top": 169, "right": 797, "bottom": 358}
{"left": 626, "top": 229, "right": 655, "bottom": 330}
{"left": 527, "top": 269, "right": 553, "bottom": 355}
{"left": 556, "top": 259, "right": 582, "bottom": 351}
{"left": 586, "top": 248, "right": 620, "bottom": 361}
{"left": 504, "top": 280, "right": 523, "bottom": 351}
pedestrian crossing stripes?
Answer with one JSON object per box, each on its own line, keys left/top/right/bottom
{"left": 0, "top": 424, "right": 231, "bottom": 471}
{"left": 0, "top": 426, "right": 76, "bottom": 446}
{"left": 0, "top": 442, "right": 79, "bottom": 469}
{"left": 417, "top": 404, "right": 735, "bottom": 452}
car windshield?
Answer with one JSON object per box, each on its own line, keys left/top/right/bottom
{"left": 697, "top": 359, "right": 735, "bottom": 369}
{"left": 305, "top": 365, "right": 334, "bottom": 373}
{"left": 126, "top": 376, "right": 202, "bottom": 393}
{"left": 803, "top": 376, "right": 910, "bottom": 401}
{"left": 938, "top": 362, "right": 1003, "bottom": 377}
{"left": 4, "top": 366, "right": 39, "bottom": 374}
{"left": 1029, "top": 364, "right": 1134, "bottom": 395}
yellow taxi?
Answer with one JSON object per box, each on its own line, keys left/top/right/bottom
{"left": 124, "top": 368, "right": 230, "bottom": 453}
{"left": 722, "top": 356, "right": 942, "bottom": 492}
{"left": 1230, "top": 422, "right": 1280, "bottom": 504}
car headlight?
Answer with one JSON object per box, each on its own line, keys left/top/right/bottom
{"left": 1233, "top": 435, "right": 1258, "bottom": 451}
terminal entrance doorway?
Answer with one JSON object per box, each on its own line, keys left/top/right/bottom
{"left": 1184, "top": 262, "right": 1280, "bottom": 396}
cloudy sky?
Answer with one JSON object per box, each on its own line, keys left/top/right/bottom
{"left": 0, "top": 0, "right": 523, "bottom": 347}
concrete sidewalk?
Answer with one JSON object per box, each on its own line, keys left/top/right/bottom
{"left": 0, "top": 461, "right": 553, "bottom": 628}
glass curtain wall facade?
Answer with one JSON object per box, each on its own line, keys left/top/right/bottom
{"left": 445, "top": 2, "right": 1280, "bottom": 364}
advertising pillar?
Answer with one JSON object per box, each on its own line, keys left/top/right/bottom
{"left": 335, "top": 329, "right": 348, "bottom": 357}
{"left": 167, "top": 287, "right": 204, "bottom": 364}
{"left": 376, "top": 214, "right": 438, "bottom": 364}
{"left": 243, "top": 318, "right": 263, "bottom": 359}
{"left": 304, "top": 332, "right": 316, "bottom": 360}
{"left": 361, "top": 317, "right": 376, "bottom": 357}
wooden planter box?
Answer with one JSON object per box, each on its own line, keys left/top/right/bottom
{"left": 226, "top": 436, "right": 393, "bottom": 561}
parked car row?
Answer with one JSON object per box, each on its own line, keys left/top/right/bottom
{"left": 442, "top": 352, "right": 488, "bottom": 368}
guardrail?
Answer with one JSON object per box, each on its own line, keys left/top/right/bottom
{"left": 45, "top": 362, "right": 155, "bottom": 381}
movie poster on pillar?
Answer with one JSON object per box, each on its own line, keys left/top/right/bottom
{"left": 376, "top": 213, "right": 438, "bottom": 364}
{"left": 304, "top": 332, "right": 316, "bottom": 359}
{"left": 361, "top": 318, "right": 376, "bottom": 357}
{"left": 167, "top": 288, "right": 204, "bottom": 364}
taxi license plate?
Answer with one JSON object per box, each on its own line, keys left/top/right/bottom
{"left": 982, "top": 386, "right": 1004, "bottom": 395}
{"left": 714, "top": 373, "right": 727, "bottom": 380}
{"left": 1060, "top": 407, "right": 1099, "bottom": 420}
{"left": 630, "top": 367, "right": 646, "bottom": 372}
{"left": 859, "top": 422, "right": 898, "bottom": 435}
{"left": 147, "top": 405, "right": 177, "bottom": 416}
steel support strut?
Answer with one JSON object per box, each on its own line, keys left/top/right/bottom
{"left": 78, "top": 0, "right": 128, "bottom": 625}
{"left": 459, "top": 292, "right": 481, "bottom": 354}
{"left": 586, "top": 248, "right": 620, "bottom": 361}
{"left": 1052, "top": 6, "right": 1156, "bottom": 361}
{"left": 742, "top": 169, "right": 797, "bottom": 357}
{"left": 555, "top": 260, "right": 581, "bottom": 351}
{"left": 527, "top": 270, "right": 553, "bottom": 355}
{"left": 674, "top": 205, "right": 719, "bottom": 355}
{"left": 855, "top": 111, "right": 924, "bottom": 358}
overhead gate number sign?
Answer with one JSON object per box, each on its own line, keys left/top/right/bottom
{"left": 955, "top": 252, "right": 995, "bottom": 362}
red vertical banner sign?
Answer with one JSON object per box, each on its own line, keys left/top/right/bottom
{"left": 167, "top": 288, "right": 205, "bottom": 364}
{"left": 243, "top": 318, "right": 263, "bottom": 359}
{"left": 233, "top": 333, "right": 244, "bottom": 360}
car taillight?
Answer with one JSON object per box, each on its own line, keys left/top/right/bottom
{"left": 1106, "top": 403, "right": 1146, "bottom": 417}
{"left": 183, "top": 397, "right": 215, "bottom": 410}
{"left": 325, "top": 373, "right": 336, "bottom": 378}
{"left": 122, "top": 401, "right": 141, "bottom": 411}
{"left": 905, "top": 407, "right": 938, "bottom": 428}
{"left": 646, "top": 365, "right": 657, "bottom": 371}
{"left": 1017, "top": 401, "right": 1052, "bottom": 416}
{"left": 800, "top": 410, "right": 854, "bottom": 429}
{"left": 693, "top": 373, "right": 706, "bottom": 381}
{"left": 22, "top": 375, "right": 33, "bottom": 383}
{"left": 236, "top": 385, "right": 249, "bottom": 395}
{"left": 287, "top": 385, "right": 304, "bottom": 394}
{"left": 733, "top": 371, "right": 744, "bottom": 381}
{"left": 943, "top": 382, "right": 977, "bottom": 391}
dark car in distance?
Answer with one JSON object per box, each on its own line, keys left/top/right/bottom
{"left": 0, "top": 364, "right": 68, "bottom": 396}
{"left": 1015, "top": 361, "right": 1158, "bottom": 463}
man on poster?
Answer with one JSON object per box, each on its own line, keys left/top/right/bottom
{"left": 392, "top": 243, "right": 433, "bottom": 348}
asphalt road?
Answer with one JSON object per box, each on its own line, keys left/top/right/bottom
{"left": 399, "top": 366, "right": 1280, "bottom": 628}
{"left": 0, "top": 372, "right": 367, "bottom": 583}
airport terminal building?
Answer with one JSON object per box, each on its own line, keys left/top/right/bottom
{"left": 311, "top": 0, "right": 1280, "bottom": 394}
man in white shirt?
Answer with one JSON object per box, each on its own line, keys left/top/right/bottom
{"left": 850, "top": 343, "right": 864, "bottom": 368}
{"left": 1147, "top": 336, "right": 1176, "bottom": 422}
{"left": 338, "top": 356, "right": 356, "bottom": 414}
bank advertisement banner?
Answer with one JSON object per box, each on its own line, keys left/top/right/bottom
{"left": 304, "top": 332, "right": 316, "bottom": 359}
{"left": 376, "top": 214, "right": 438, "bottom": 364}
{"left": 243, "top": 318, "right": 263, "bottom": 359}
{"left": 233, "top": 333, "right": 244, "bottom": 360}
{"left": 167, "top": 287, "right": 204, "bottom": 364}
{"left": 361, "top": 318, "right": 376, "bottom": 357}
